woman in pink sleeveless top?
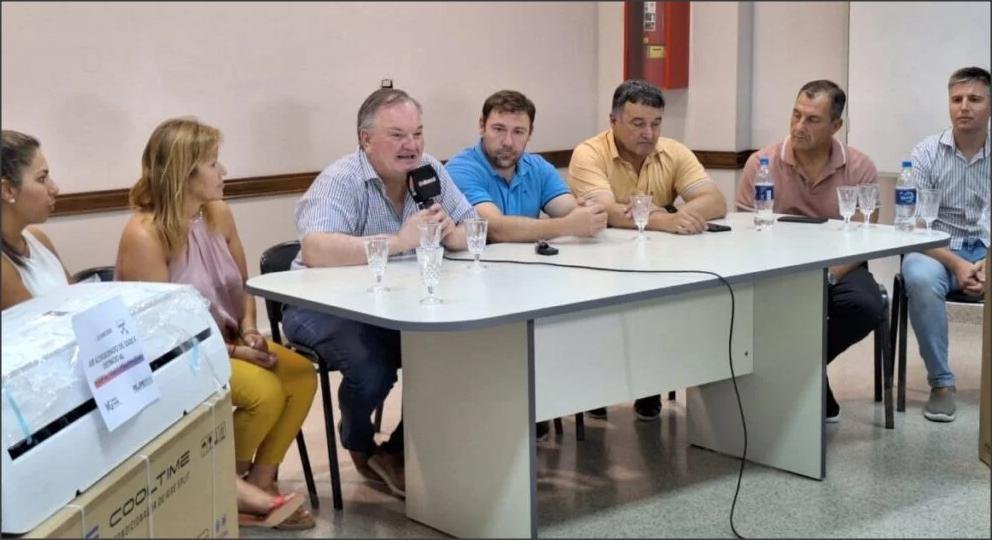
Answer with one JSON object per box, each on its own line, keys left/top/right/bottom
{"left": 115, "top": 118, "right": 316, "bottom": 530}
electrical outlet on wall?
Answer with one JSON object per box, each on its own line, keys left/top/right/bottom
{"left": 380, "top": 77, "right": 394, "bottom": 89}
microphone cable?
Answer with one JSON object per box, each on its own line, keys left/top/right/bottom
{"left": 443, "top": 254, "right": 749, "bottom": 538}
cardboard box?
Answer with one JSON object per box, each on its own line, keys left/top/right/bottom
{"left": 2, "top": 282, "right": 230, "bottom": 534}
{"left": 20, "top": 507, "right": 83, "bottom": 539}
{"left": 69, "top": 454, "right": 151, "bottom": 538}
{"left": 139, "top": 400, "right": 215, "bottom": 538}
{"left": 980, "top": 249, "right": 991, "bottom": 468}
{"left": 18, "top": 388, "right": 238, "bottom": 538}
{"left": 207, "top": 391, "right": 238, "bottom": 538}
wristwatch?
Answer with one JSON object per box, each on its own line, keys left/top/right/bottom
{"left": 826, "top": 271, "right": 838, "bottom": 286}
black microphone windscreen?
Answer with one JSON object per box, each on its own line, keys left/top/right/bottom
{"left": 408, "top": 164, "right": 442, "bottom": 207}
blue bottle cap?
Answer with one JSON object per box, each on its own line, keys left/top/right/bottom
{"left": 759, "top": 156, "right": 769, "bottom": 165}
{"left": 901, "top": 160, "right": 912, "bottom": 168}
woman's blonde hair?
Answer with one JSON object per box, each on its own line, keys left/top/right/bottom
{"left": 129, "top": 117, "right": 222, "bottom": 258}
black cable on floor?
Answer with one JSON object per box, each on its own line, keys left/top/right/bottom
{"left": 443, "top": 254, "right": 749, "bottom": 538}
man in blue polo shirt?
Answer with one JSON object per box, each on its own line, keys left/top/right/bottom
{"left": 446, "top": 90, "right": 607, "bottom": 242}
{"left": 447, "top": 90, "right": 607, "bottom": 440}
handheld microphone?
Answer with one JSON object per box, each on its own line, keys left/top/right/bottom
{"left": 407, "top": 164, "right": 442, "bottom": 210}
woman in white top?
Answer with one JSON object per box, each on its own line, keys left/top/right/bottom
{"left": 1, "top": 130, "right": 71, "bottom": 310}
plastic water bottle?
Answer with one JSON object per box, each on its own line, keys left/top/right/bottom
{"left": 753, "top": 156, "right": 775, "bottom": 230}
{"left": 894, "top": 160, "right": 917, "bottom": 232}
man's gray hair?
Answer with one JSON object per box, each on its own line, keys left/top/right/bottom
{"left": 356, "top": 88, "right": 423, "bottom": 142}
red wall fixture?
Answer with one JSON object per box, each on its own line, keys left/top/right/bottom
{"left": 623, "top": 1, "right": 690, "bottom": 89}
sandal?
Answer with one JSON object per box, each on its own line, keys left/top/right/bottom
{"left": 238, "top": 492, "right": 305, "bottom": 529}
{"left": 274, "top": 504, "right": 317, "bottom": 531}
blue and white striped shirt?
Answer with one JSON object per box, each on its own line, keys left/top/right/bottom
{"left": 910, "top": 128, "right": 991, "bottom": 250}
{"left": 293, "top": 149, "right": 476, "bottom": 268}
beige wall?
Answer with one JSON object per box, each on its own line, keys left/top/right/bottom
{"left": 4, "top": 1, "right": 850, "bottom": 276}
{"left": 2, "top": 2, "right": 604, "bottom": 333}
{"left": 848, "top": 1, "right": 991, "bottom": 173}
{"left": 1, "top": 1, "right": 599, "bottom": 194}
{"left": 750, "top": 2, "right": 850, "bottom": 148}
{"left": 3, "top": 1, "right": 602, "bottom": 271}
{"left": 6, "top": 2, "right": 988, "bottom": 331}
{"left": 683, "top": 2, "right": 754, "bottom": 206}
{"left": 596, "top": 2, "right": 624, "bottom": 133}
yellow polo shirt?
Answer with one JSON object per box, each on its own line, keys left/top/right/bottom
{"left": 567, "top": 129, "right": 710, "bottom": 206}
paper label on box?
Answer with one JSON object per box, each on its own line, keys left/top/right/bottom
{"left": 73, "top": 296, "right": 159, "bottom": 431}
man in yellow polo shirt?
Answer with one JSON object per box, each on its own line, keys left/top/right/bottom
{"left": 569, "top": 79, "right": 726, "bottom": 235}
{"left": 567, "top": 78, "right": 727, "bottom": 421}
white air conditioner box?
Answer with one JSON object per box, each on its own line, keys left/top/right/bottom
{"left": 1, "top": 282, "right": 230, "bottom": 534}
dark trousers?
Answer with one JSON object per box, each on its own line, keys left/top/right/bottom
{"left": 282, "top": 305, "right": 404, "bottom": 455}
{"left": 826, "top": 263, "right": 885, "bottom": 366}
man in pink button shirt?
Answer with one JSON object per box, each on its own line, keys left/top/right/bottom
{"left": 737, "top": 80, "right": 884, "bottom": 424}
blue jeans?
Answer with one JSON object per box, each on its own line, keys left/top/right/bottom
{"left": 281, "top": 305, "right": 403, "bottom": 455}
{"left": 902, "top": 240, "right": 988, "bottom": 389}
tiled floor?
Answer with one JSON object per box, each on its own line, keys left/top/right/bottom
{"left": 244, "top": 312, "right": 990, "bottom": 538}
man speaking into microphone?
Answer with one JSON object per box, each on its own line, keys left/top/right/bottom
{"left": 283, "top": 88, "right": 475, "bottom": 498}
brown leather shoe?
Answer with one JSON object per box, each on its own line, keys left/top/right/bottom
{"left": 349, "top": 450, "right": 385, "bottom": 484}
{"left": 368, "top": 451, "right": 405, "bottom": 498}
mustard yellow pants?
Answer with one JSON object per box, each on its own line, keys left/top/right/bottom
{"left": 230, "top": 341, "right": 317, "bottom": 466}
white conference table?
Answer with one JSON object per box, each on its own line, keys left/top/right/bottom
{"left": 247, "top": 212, "right": 947, "bottom": 538}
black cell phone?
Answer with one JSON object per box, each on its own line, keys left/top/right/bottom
{"left": 777, "top": 215, "right": 828, "bottom": 224}
{"left": 706, "top": 223, "right": 732, "bottom": 232}
{"left": 535, "top": 241, "right": 559, "bottom": 256}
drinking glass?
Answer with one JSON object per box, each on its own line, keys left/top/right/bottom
{"left": 363, "top": 235, "right": 390, "bottom": 293}
{"left": 857, "top": 183, "right": 879, "bottom": 228}
{"left": 918, "top": 189, "right": 941, "bottom": 235}
{"left": 836, "top": 186, "right": 859, "bottom": 229}
{"left": 630, "top": 194, "right": 653, "bottom": 241}
{"left": 416, "top": 245, "right": 444, "bottom": 305}
{"left": 418, "top": 222, "right": 441, "bottom": 248}
{"left": 464, "top": 218, "right": 488, "bottom": 273}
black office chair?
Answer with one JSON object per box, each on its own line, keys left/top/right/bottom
{"left": 869, "top": 284, "right": 895, "bottom": 428}
{"left": 72, "top": 265, "right": 115, "bottom": 283}
{"left": 890, "top": 269, "right": 983, "bottom": 413}
{"left": 260, "top": 240, "right": 341, "bottom": 510}
{"left": 552, "top": 413, "right": 587, "bottom": 441}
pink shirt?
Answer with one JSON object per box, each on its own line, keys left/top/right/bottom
{"left": 736, "top": 137, "right": 877, "bottom": 219}
{"left": 168, "top": 215, "right": 245, "bottom": 341}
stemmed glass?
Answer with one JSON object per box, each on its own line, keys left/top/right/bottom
{"left": 363, "top": 235, "right": 390, "bottom": 293}
{"left": 464, "top": 218, "right": 488, "bottom": 273}
{"left": 836, "top": 186, "right": 859, "bottom": 230}
{"left": 857, "top": 183, "right": 879, "bottom": 229}
{"left": 416, "top": 245, "right": 444, "bottom": 305}
{"left": 918, "top": 189, "right": 941, "bottom": 235}
{"left": 418, "top": 222, "right": 441, "bottom": 248}
{"left": 630, "top": 194, "right": 653, "bottom": 241}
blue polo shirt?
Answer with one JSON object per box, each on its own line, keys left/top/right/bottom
{"left": 445, "top": 141, "right": 571, "bottom": 218}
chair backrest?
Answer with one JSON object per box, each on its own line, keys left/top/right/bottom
{"left": 72, "top": 265, "right": 115, "bottom": 283}
{"left": 258, "top": 240, "right": 301, "bottom": 343}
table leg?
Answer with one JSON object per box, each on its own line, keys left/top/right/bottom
{"left": 402, "top": 321, "right": 536, "bottom": 538}
{"left": 687, "top": 269, "right": 826, "bottom": 479}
